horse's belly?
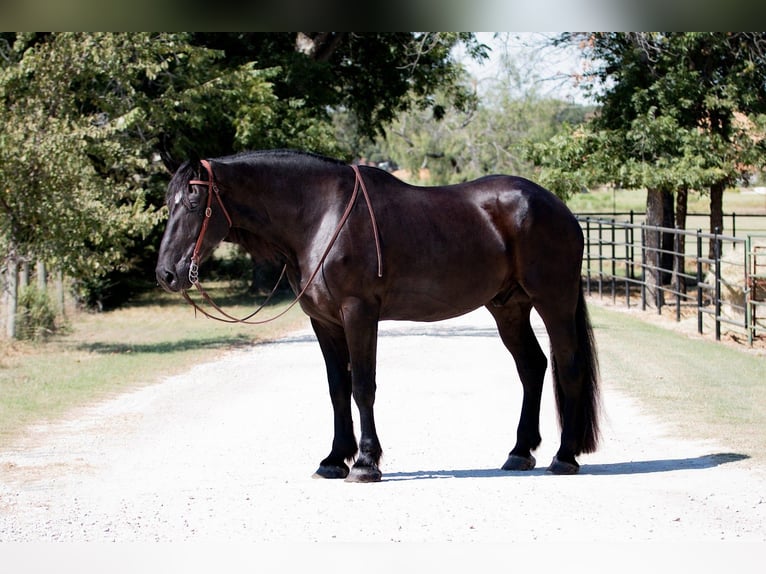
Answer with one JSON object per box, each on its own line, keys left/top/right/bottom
{"left": 379, "top": 279, "right": 502, "bottom": 322}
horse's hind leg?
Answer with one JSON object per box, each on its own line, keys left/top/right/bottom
{"left": 310, "top": 318, "right": 358, "bottom": 479}
{"left": 486, "top": 299, "right": 548, "bottom": 471}
{"left": 535, "top": 286, "right": 601, "bottom": 475}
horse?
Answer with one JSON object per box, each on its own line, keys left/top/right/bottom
{"left": 155, "top": 149, "right": 601, "bottom": 482}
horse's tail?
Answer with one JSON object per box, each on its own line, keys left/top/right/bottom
{"left": 552, "top": 282, "right": 601, "bottom": 454}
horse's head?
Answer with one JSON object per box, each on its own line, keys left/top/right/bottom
{"left": 155, "top": 160, "right": 232, "bottom": 292}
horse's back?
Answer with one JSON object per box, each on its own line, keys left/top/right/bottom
{"left": 368, "top": 169, "right": 581, "bottom": 257}
{"left": 353, "top": 169, "right": 582, "bottom": 321}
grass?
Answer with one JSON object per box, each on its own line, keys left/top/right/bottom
{"left": 588, "top": 301, "right": 766, "bottom": 463}
{"left": 0, "top": 283, "right": 308, "bottom": 447}
{"left": 569, "top": 186, "right": 766, "bottom": 463}
{"left": 566, "top": 186, "right": 766, "bottom": 218}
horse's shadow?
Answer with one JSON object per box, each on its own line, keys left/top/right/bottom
{"left": 383, "top": 452, "right": 750, "bottom": 481}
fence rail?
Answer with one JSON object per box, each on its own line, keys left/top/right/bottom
{"left": 576, "top": 211, "right": 766, "bottom": 236}
{"left": 578, "top": 216, "right": 766, "bottom": 346}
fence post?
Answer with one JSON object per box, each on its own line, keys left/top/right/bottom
{"left": 641, "top": 225, "right": 647, "bottom": 311}
{"left": 584, "top": 219, "right": 591, "bottom": 295}
{"left": 674, "top": 228, "right": 681, "bottom": 322}
{"left": 611, "top": 219, "right": 616, "bottom": 304}
{"left": 697, "top": 229, "right": 703, "bottom": 335}
{"left": 714, "top": 227, "right": 721, "bottom": 341}
{"left": 629, "top": 223, "right": 635, "bottom": 284}
{"left": 656, "top": 227, "right": 663, "bottom": 314}
{"left": 625, "top": 225, "right": 631, "bottom": 309}
{"left": 745, "top": 235, "right": 753, "bottom": 346}
{"left": 598, "top": 220, "right": 604, "bottom": 298}
{"left": 4, "top": 249, "right": 19, "bottom": 339}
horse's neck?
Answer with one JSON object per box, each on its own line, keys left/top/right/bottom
{"left": 228, "top": 163, "right": 344, "bottom": 261}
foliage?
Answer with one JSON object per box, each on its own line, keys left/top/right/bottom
{"left": 156, "top": 33, "right": 487, "bottom": 164}
{"left": 530, "top": 33, "right": 766, "bottom": 202}
{"left": 0, "top": 33, "right": 168, "bottom": 283}
{"left": 375, "top": 51, "right": 594, "bottom": 188}
{"left": 0, "top": 32, "right": 485, "bottom": 313}
{"left": 15, "top": 285, "right": 58, "bottom": 341}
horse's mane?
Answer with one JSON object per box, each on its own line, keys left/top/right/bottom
{"left": 166, "top": 150, "right": 347, "bottom": 205}
{"left": 220, "top": 149, "right": 347, "bottom": 169}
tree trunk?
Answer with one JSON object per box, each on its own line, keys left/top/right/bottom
{"left": 709, "top": 180, "right": 725, "bottom": 259}
{"left": 660, "top": 187, "right": 675, "bottom": 283}
{"left": 645, "top": 187, "right": 675, "bottom": 307}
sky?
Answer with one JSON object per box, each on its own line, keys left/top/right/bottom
{"left": 457, "top": 32, "right": 595, "bottom": 105}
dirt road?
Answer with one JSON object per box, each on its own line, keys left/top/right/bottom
{"left": 1, "top": 309, "right": 764, "bottom": 546}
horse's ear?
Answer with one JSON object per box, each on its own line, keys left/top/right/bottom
{"left": 160, "top": 150, "right": 182, "bottom": 175}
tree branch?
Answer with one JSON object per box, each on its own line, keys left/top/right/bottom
{"left": 295, "top": 33, "right": 346, "bottom": 62}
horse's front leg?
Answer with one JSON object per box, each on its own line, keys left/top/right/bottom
{"left": 311, "top": 319, "right": 357, "bottom": 479}
{"left": 341, "top": 297, "right": 383, "bottom": 483}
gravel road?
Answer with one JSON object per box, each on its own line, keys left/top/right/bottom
{"left": 1, "top": 308, "right": 764, "bottom": 548}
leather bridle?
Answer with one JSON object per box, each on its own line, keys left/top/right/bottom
{"left": 187, "top": 159, "right": 233, "bottom": 285}
{"left": 181, "top": 161, "right": 382, "bottom": 324}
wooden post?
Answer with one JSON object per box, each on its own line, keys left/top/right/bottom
{"left": 5, "top": 248, "right": 19, "bottom": 339}
{"left": 36, "top": 260, "right": 46, "bottom": 291}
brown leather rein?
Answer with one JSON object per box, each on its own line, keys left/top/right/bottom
{"left": 181, "top": 160, "right": 382, "bottom": 324}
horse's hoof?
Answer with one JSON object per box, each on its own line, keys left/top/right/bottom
{"left": 501, "top": 453, "right": 536, "bottom": 471}
{"left": 312, "top": 464, "right": 349, "bottom": 479}
{"left": 546, "top": 456, "right": 580, "bottom": 475}
{"left": 345, "top": 465, "right": 382, "bottom": 483}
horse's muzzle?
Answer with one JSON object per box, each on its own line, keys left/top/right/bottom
{"left": 156, "top": 264, "right": 190, "bottom": 293}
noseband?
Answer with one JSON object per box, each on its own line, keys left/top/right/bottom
{"left": 182, "top": 162, "right": 382, "bottom": 324}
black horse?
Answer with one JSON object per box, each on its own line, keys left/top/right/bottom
{"left": 156, "top": 150, "right": 600, "bottom": 482}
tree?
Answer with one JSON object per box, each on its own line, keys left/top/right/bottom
{"left": 158, "top": 33, "right": 488, "bottom": 164}
{"left": 148, "top": 33, "right": 489, "bottom": 300}
{"left": 0, "top": 33, "right": 275, "bottom": 317}
{"left": 556, "top": 33, "right": 766, "bottom": 254}
{"left": 526, "top": 33, "right": 766, "bottom": 303}
{"left": 1, "top": 33, "right": 487, "bottom": 323}
{"left": 376, "top": 45, "right": 593, "bottom": 186}
{"left": 0, "top": 33, "right": 170, "bottom": 331}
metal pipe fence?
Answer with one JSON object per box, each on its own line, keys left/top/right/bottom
{"left": 576, "top": 211, "right": 766, "bottom": 236}
{"left": 578, "top": 216, "right": 766, "bottom": 345}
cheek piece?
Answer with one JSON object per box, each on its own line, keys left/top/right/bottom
{"left": 187, "top": 159, "right": 233, "bottom": 285}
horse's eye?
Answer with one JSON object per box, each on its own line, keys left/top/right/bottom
{"left": 186, "top": 184, "right": 202, "bottom": 210}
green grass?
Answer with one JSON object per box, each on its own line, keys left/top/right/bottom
{"left": 566, "top": 186, "right": 766, "bottom": 218}
{"left": 568, "top": 186, "right": 766, "bottom": 462}
{"left": 589, "top": 302, "right": 766, "bottom": 463}
{"left": 0, "top": 284, "right": 308, "bottom": 446}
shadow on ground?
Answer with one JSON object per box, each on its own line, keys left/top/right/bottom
{"left": 76, "top": 335, "right": 253, "bottom": 355}
{"left": 383, "top": 452, "right": 750, "bottom": 481}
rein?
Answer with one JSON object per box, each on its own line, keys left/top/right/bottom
{"left": 182, "top": 162, "right": 382, "bottom": 324}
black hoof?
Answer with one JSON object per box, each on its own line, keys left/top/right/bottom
{"left": 312, "top": 463, "right": 350, "bottom": 479}
{"left": 501, "top": 453, "right": 536, "bottom": 471}
{"left": 546, "top": 455, "right": 580, "bottom": 475}
{"left": 345, "top": 465, "right": 382, "bottom": 483}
